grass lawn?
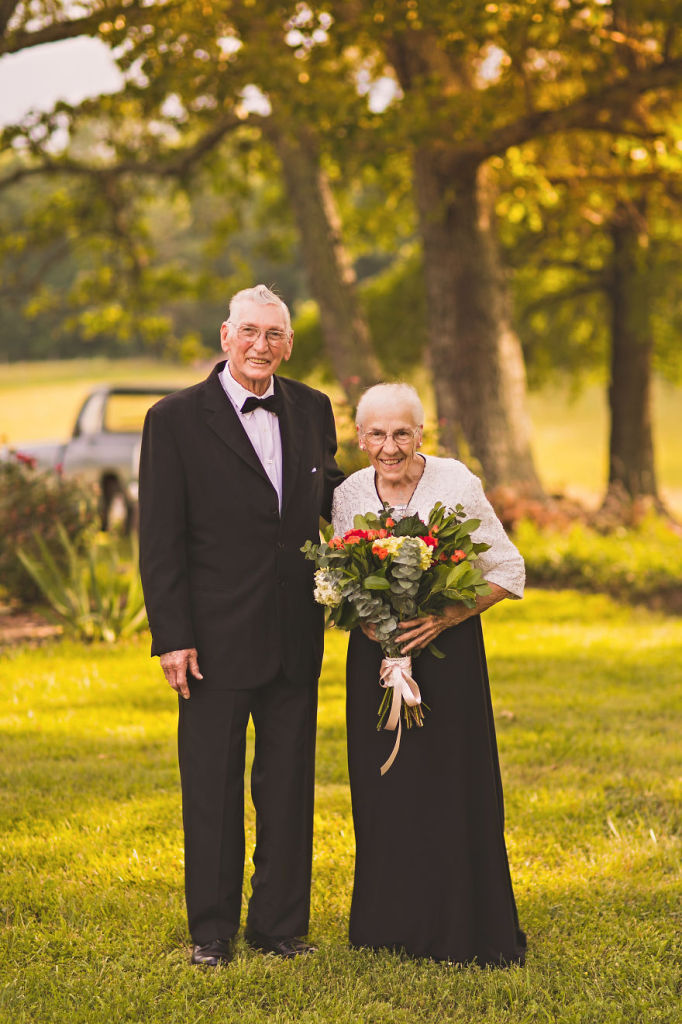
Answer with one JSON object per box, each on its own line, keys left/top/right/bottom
{"left": 1, "top": 590, "right": 680, "bottom": 1023}
{"left": 1, "top": 359, "right": 681, "bottom": 514}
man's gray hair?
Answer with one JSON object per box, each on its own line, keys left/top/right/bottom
{"left": 356, "top": 383, "right": 424, "bottom": 428}
{"left": 228, "top": 284, "right": 292, "bottom": 333}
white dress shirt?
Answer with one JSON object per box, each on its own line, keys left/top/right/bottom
{"left": 219, "top": 363, "right": 283, "bottom": 511}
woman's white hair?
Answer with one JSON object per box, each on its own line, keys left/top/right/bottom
{"left": 228, "top": 284, "right": 292, "bottom": 333}
{"left": 355, "top": 383, "right": 424, "bottom": 428}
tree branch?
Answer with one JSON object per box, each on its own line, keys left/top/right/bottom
{"left": 0, "top": 0, "right": 177, "bottom": 55}
{"left": 470, "top": 58, "right": 682, "bottom": 162}
{"left": 0, "top": 0, "right": 20, "bottom": 41}
{"left": 520, "top": 280, "right": 606, "bottom": 319}
{"left": 0, "top": 112, "right": 252, "bottom": 191}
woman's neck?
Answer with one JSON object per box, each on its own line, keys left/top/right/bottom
{"left": 376, "top": 454, "right": 425, "bottom": 505}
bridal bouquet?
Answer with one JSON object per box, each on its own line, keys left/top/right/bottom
{"left": 302, "top": 502, "right": 491, "bottom": 773}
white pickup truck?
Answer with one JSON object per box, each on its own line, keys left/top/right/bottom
{"left": 9, "top": 385, "right": 175, "bottom": 532}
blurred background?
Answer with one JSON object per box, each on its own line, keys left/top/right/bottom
{"left": 1, "top": 0, "right": 682, "bottom": 621}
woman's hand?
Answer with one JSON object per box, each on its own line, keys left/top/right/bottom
{"left": 360, "top": 622, "right": 378, "bottom": 642}
{"left": 397, "top": 605, "right": 470, "bottom": 654}
{"left": 397, "top": 584, "right": 510, "bottom": 655}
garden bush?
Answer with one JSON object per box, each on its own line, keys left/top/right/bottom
{"left": 0, "top": 452, "right": 98, "bottom": 606}
{"left": 17, "top": 527, "right": 147, "bottom": 642}
{"left": 514, "top": 514, "right": 682, "bottom": 606}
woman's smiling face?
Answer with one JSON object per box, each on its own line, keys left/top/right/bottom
{"left": 357, "top": 397, "right": 423, "bottom": 486}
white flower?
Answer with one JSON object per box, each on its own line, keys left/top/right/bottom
{"left": 313, "top": 569, "right": 344, "bottom": 608}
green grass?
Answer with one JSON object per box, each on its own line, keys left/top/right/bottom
{"left": 1, "top": 359, "right": 681, "bottom": 513}
{"left": 1, "top": 591, "right": 680, "bottom": 1023}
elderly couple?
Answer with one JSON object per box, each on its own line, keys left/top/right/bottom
{"left": 139, "top": 284, "right": 526, "bottom": 968}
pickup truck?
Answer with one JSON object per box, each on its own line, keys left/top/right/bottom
{"left": 8, "top": 385, "right": 176, "bottom": 532}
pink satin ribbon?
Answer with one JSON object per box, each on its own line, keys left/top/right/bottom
{"left": 379, "top": 656, "right": 421, "bottom": 775}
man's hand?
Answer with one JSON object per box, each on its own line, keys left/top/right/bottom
{"left": 159, "top": 648, "right": 203, "bottom": 700}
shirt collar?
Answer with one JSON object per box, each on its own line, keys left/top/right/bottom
{"left": 220, "top": 362, "right": 275, "bottom": 412}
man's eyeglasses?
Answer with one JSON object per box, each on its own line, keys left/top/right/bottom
{"left": 231, "top": 323, "right": 288, "bottom": 346}
{"left": 362, "top": 428, "right": 418, "bottom": 448}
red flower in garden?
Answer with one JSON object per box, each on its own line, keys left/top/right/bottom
{"left": 423, "top": 535, "right": 438, "bottom": 548}
{"left": 15, "top": 452, "right": 37, "bottom": 469}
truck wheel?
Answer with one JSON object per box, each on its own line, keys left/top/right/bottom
{"left": 101, "top": 478, "right": 132, "bottom": 534}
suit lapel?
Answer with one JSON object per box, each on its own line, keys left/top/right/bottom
{"left": 200, "top": 362, "right": 272, "bottom": 486}
{"left": 277, "top": 377, "right": 305, "bottom": 517}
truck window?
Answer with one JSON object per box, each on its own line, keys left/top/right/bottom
{"left": 104, "top": 394, "right": 162, "bottom": 433}
{"left": 76, "top": 393, "right": 106, "bottom": 437}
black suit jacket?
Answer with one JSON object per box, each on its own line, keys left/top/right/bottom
{"left": 139, "top": 361, "right": 344, "bottom": 689}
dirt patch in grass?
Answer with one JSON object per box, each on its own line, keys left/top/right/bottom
{"left": 0, "top": 605, "right": 61, "bottom": 647}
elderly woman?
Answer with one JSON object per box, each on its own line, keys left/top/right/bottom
{"left": 331, "top": 382, "right": 526, "bottom": 966}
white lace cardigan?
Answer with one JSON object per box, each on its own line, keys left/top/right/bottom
{"left": 331, "top": 454, "right": 525, "bottom": 599}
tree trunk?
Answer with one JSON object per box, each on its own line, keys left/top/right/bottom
{"left": 604, "top": 200, "right": 659, "bottom": 506}
{"left": 413, "top": 148, "right": 543, "bottom": 492}
{"left": 264, "top": 116, "right": 382, "bottom": 406}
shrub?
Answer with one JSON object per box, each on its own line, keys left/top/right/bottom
{"left": 0, "top": 452, "right": 98, "bottom": 607}
{"left": 514, "top": 514, "right": 682, "bottom": 607}
{"left": 17, "top": 526, "right": 147, "bottom": 642}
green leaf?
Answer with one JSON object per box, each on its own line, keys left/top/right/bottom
{"left": 392, "top": 513, "right": 428, "bottom": 537}
{"left": 363, "top": 575, "right": 391, "bottom": 590}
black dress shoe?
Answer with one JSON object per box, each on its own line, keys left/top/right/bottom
{"left": 191, "top": 938, "right": 234, "bottom": 966}
{"left": 245, "top": 932, "right": 317, "bottom": 958}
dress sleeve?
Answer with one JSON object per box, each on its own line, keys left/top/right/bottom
{"left": 458, "top": 466, "right": 525, "bottom": 599}
{"left": 331, "top": 484, "right": 352, "bottom": 537}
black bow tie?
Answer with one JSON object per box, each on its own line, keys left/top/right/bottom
{"left": 241, "top": 393, "right": 282, "bottom": 415}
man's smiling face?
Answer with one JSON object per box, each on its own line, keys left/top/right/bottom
{"left": 220, "top": 300, "right": 293, "bottom": 395}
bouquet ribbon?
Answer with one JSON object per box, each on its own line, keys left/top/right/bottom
{"left": 379, "top": 656, "right": 421, "bottom": 776}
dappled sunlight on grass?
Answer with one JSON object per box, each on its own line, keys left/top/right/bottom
{"left": 1, "top": 590, "right": 680, "bottom": 1023}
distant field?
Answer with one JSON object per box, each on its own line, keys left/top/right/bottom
{"left": 1, "top": 359, "right": 680, "bottom": 513}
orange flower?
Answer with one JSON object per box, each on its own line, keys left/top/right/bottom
{"left": 451, "top": 550, "right": 466, "bottom": 563}
{"left": 373, "top": 546, "right": 389, "bottom": 560}
{"left": 385, "top": 517, "right": 395, "bottom": 528}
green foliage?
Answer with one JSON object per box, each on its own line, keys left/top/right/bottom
{"left": 17, "top": 527, "right": 148, "bottom": 643}
{"left": 514, "top": 515, "right": 682, "bottom": 603}
{"left": 0, "top": 453, "right": 98, "bottom": 606}
{"left": 1, "top": 592, "right": 681, "bottom": 1022}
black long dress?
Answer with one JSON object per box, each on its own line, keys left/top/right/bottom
{"left": 346, "top": 617, "right": 526, "bottom": 965}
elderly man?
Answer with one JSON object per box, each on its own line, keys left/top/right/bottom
{"left": 139, "top": 285, "right": 344, "bottom": 966}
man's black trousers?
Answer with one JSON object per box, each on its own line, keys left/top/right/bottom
{"left": 177, "top": 673, "right": 318, "bottom": 945}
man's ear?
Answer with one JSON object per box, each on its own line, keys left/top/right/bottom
{"left": 283, "top": 330, "right": 294, "bottom": 362}
{"left": 220, "top": 322, "right": 230, "bottom": 353}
